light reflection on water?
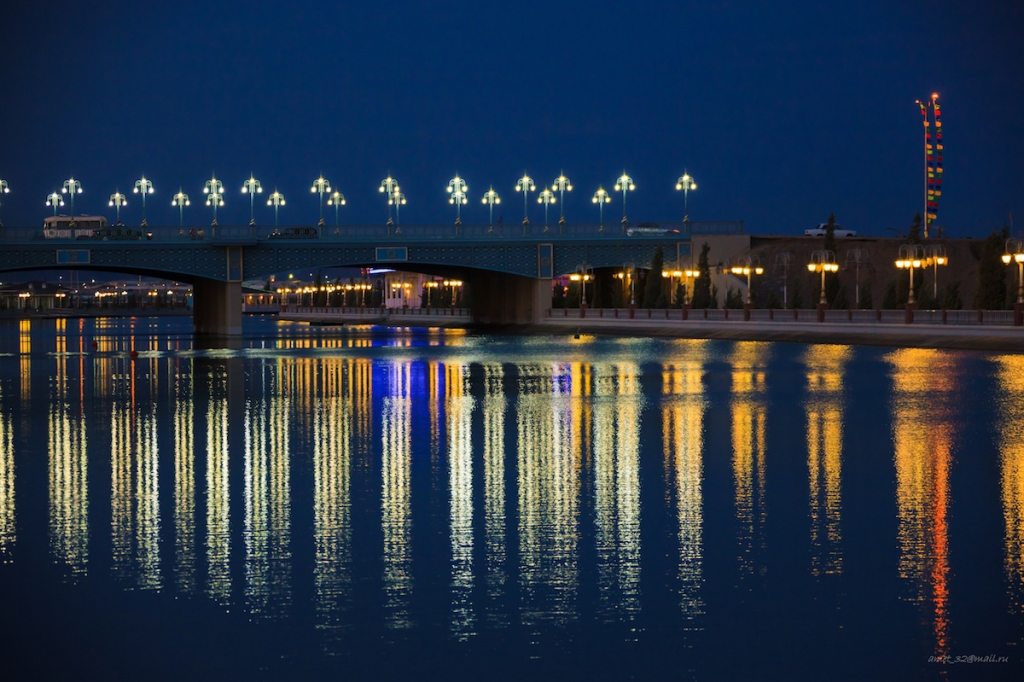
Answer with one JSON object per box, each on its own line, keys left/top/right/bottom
{"left": 4, "top": 318, "right": 1024, "bottom": 676}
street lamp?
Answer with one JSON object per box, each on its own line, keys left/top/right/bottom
{"left": 203, "top": 176, "right": 224, "bottom": 226}
{"left": 47, "top": 191, "right": 64, "bottom": 216}
{"left": 481, "top": 186, "right": 501, "bottom": 230}
{"left": 448, "top": 175, "right": 468, "bottom": 225}
{"left": 267, "top": 190, "right": 286, "bottom": 226}
{"left": 924, "top": 244, "right": 948, "bottom": 301}
{"left": 62, "top": 177, "right": 82, "bottom": 226}
{"left": 242, "top": 175, "right": 262, "bottom": 225}
{"left": 537, "top": 189, "right": 556, "bottom": 231}
{"left": 730, "top": 255, "right": 764, "bottom": 306}
{"left": 570, "top": 262, "right": 594, "bottom": 309}
{"left": 516, "top": 174, "right": 535, "bottom": 227}
{"left": 592, "top": 187, "right": 611, "bottom": 229}
{"left": 442, "top": 279, "right": 463, "bottom": 309}
{"left": 894, "top": 244, "right": 925, "bottom": 305}
{"left": 172, "top": 189, "right": 190, "bottom": 227}
{"left": 0, "top": 179, "right": 7, "bottom": 226}
{"left": 1002, "top": 239, "right": 1024, "bottom": 305}
{"left": 682, "top": 266, "right": 700, "bottom": 307}
{"left": 844, "top": 248, "right": 870, "bottom": 308}
{"left": 379, "top": 175, "right": 399, "bottom": 224}
{"left": 808, "top": 250, "right": 839, "bottom": 306}
{"left": 133, "top": 176, "right": 154, "bottom": 226}
{"left": 108, "top": 191, "right": 127, "bottom": 225}
{"left": 614, "top": 172, "right": 635, "bottom": 227}
{"left": 675, "top": 171, "right": 697, "bottom": 223}
{"left": 389, "top": 189, "right": 406, "bottom": 228}
{"left": 311, "top": 176, "right": 331, "bottom": 226}
{"left": 552, "top": 173, "right": 572, "bottom": 227}
{"left": 618, "top": 261, "right": 637, "bottom": 307}
{"left": 775, "top": 252, "right": 793, "bottom": 309}
{"left": 662, "top": 266, "right": 684, "bottom": 305}
{"left": 327, "top": 191, "right": 345, "bottom": 226}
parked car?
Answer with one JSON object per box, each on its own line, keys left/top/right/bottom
{"left": 805, "top": 223, "right": 857, "bottom": 237}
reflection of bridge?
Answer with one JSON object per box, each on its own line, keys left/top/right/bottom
{"left": 0, "top": 222, "right": 742, "bottom": 336}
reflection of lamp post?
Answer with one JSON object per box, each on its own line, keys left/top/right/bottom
{"left": 895, "top": 244, "right": 925, "bottom": 305}
{"left": 675, "top": 171, "right": 696, "bottom": 223}
{"left": 311, "top": 176, "right": 331, "bottom": 226}
{"left": 172, "top": 189, "right": 190, "bottom": 227}
{"left": 537, "top": 189, "right": 555, "bottom": 231}
{"left": 203, "top": 176, "right": 224, "bottom": 226}
{"left": 552, "top": 173, "right": 572, "bottom": 228}
{"left": 924, "top": 244, "right": 947, "bottom": 301}
{"left": 592, "top": 187, "right": 611, "bottom": 230}
{"left": 730, "top": 255, "right": 764, "bottom": 306}
{"left": 481, "top": 186, "right": 500, "bottom": 230}
{"left": 133, "top": 176, "right": 154, "bottom": 226}
{"left": 614, "top": 172, "right": 635, "bottom": 227}
{"left": 516, "top": 174, "right": 535, "bottom": 227}
{"left": 109, "top": 191, "right": 127, "bottom": 225}
{"left": 379, "top": 175, "right": 398, "bottom": 224}
{"left": 242, "top": 175, "right": 262, "bottom": 225}
{"left": 47, "top": 191, "right": 64, "bottom": 216}
{"left": 267, "top": 190, "right": 285, "bottom": 226}
{"left": 844, "top": 248, "right": 870, "bottom": 308}
{"left": 328, "top": 191, "right": 345, "bottom": 226}
{"left": 448, "top": 175, "right": 468, "bottom": 225}
{"left": 1003, "top": 239, "right": 1024, "bottom": 325}
{"left": 62, "top": 177, "right": 82, "bottom": 226}
{"left": 808, "top": 249, "right": 839, "bottom": 320}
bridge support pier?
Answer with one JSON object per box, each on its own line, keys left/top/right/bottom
{"left": 193, "top": 278, "right": 243, "bottom": 337}
{"left": 470, "top": 272, "right": 551, "bottom": 325}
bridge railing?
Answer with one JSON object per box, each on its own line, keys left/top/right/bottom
{"left": 0, "top": 220, "right": 743, "bottom": 243}
{"left": 547, "top": 307, "right": 1024, "bottom": 327}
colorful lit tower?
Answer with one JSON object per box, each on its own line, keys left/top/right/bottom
{"left": 915, "top": 93, "right": 943, "bottom": 238}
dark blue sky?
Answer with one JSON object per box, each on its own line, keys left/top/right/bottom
{"left": 1, "top": 0, "right": 1021, "bottom": 236}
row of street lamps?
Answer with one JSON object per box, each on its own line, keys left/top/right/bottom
{"left": 0, "top": 171, "right": 698, "bottom": 227}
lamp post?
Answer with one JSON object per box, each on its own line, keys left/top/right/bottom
{"left": 552, "top": 173, "right": 572, "bottom": 229}
{"left": 516, "top": 174, "right": 535, "bottom": 229}
{"left": 844, "top": 248, "right": 870, "bottom": 308}
{"left": 62, "top": 177, "right": 82, "bottom": 226}
{"left": 675, "top": 171, "right": 697, "bottom": 223}
{"left": 379, "top": 175, "right": 399, "bottom": 224}
{"left": 47, "top": 191, "right": 64, "bottom": 216}
{"left": 242, "top": 175, "right": 262, "bottom": 225}
{"left": 1003, "top": 239, "right": 1024, "bottom": 325}
{"left": 267, "top": 190, "right": 285, "bottom": 226}
{"left": 730, "top": 255, "right": 764, "bottom": 307}
{"left": 448, "top": 175, "right": 467, "bottom": 225}
{"left": 389, "top": 189, "right": 406, "bottom": 229}
{"left": 592, "top": 187, "right": 611, "bottom": 230}
{"left": 442, "top": 279, "right": 463, "bottom": 309}
{"left": 570, "top": 262, "right": 594, "bottom": 311}
{"left": 683, "top": 266, "right": 700, "bottom": 308}
{"left": 537, "top": 189, "right": 556, "bottom": 231}
{"left": 203, "top": 176, "right": 224, "bottom": 226}
{"left": 662, "top": 266, "right": 684, "bottom": 305}
{"left": 311, "top": 176, "right": 331, "bottom": 226}
{"left": 894, "top": 244, "right": 925, "bottom": 305}
{"left": 774, "top": 252, "right": 793, "bottom": 309}
{"left": 172, "top": 189, "right": 190, "bottom": 227}
{"left": 924, "top": 244, "right": 948, "bottom": 301}
{"left": 614, "top": 172, "right": 635, "bottom": 228}
{"left": 617, "top": 261, "right": 637, "bottom": 309}
{"left": 808, "top": 250, "right": 839, "bottom": 320}
{"left": 481, "top": 186, "right": 500, "bottom": 230}
{"left": 0, "top": 180, "right": 7, "bottom": 227}
{"left": 109, "top": 191, "right": 127, "bottom": 225}
{"left": 133, "top": 176, "right": 154, "bottom": 226}
{"left": 328, "top": 191, "right": 345, "bottom": 226}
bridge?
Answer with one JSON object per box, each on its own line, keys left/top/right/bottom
{"left": 0, "top": 221, "right": 742, "bottom": 336}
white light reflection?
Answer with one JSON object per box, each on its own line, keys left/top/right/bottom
{"left": 482, "top": 363, "right": 507, "bottom": 625}
{"left": 447, "top": 362, "right": 475, "bottom": 639}
{"left": 0, "top": 381, "right": 13, "bottom": 562}
{"left": 382, "top": 362, "right": 413, "bottom": 629}
{"left": 206, "top": 369, "right": 231, "bottom": 604}
{"left": 730, "top": 342, "right": 770, "bottom": 576}
{"left": 48, "top": 350, "right": 88, "bottom": 577}
{"left": 173, "top": 359, "right": 196, "bottom": 592}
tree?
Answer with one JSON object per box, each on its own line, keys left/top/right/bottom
{"left": 907, "top": 213, "right": 923, "bottom": 244}
{"left": 832, "top": 283, "right": 849, "bottom": 310}
{"left": 823, "top": 212, "right": 838, "bottom": 254}
{"left": 552, "top": 280, "right": 566, "bottom": 308}
{"left": 791, "top": 279, "right": 805, "bottom": 309}
{"left": 709, "top": 284, "right": 720, "bottom": 309}
{"left": 881, "top": 280, "right": 899, "bottom": 309}
{"left": 975, "top": 227, "right": 1009, "bottom": 309}
{"left": 725, "top": 286, "right": 744, "bottom": 309}
{"left": 859, "top": 285, "right": 873, "bottom": 310}
{"left": 942, "top": 281, "right": 963, "bottom": 310}
{"left": 690, "top": 243, "right": 713, "bottom": 308}
{"left": 643, "top": 247, "right": 665, "bottom": 308}
{"left": 765, "top": 288, "right": 781, "bottom": 310}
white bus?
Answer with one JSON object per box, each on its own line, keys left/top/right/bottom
{"left": 43, "top": 214, "right": 107, "bottom": 239}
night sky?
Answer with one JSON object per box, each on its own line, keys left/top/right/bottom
{"left": 1, "top": 0, "right": 1021, "bottom": 236}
